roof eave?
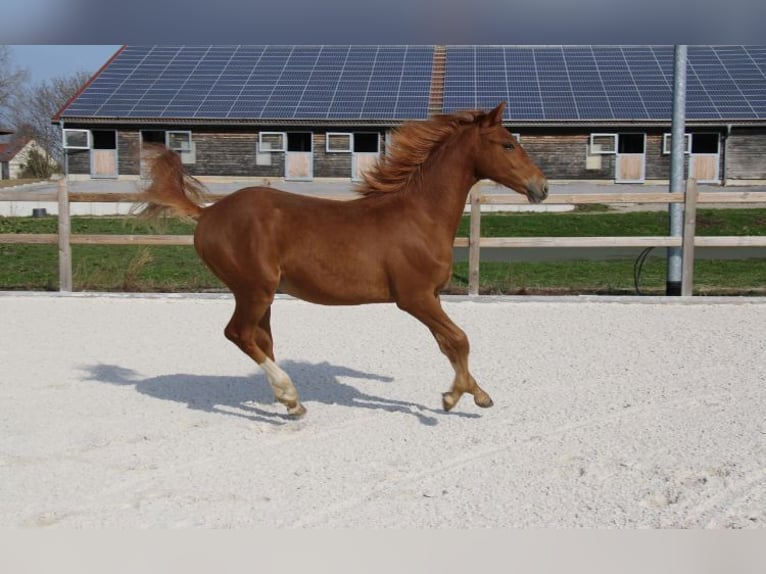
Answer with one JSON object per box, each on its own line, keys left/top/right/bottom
{"left": 56, "top": 116, "right": 415, "bottom": 128}
{"left": 58, "top": 116, "right": 766, "bottom": 128}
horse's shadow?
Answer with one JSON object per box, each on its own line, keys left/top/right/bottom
{"left": 81, "top": 361, "right": 480, "bottom": 426}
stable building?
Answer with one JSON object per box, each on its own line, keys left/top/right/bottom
{"left": 54, "top": 45, "right": 766, "bottom": 185}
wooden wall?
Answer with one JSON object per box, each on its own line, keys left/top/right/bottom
{"left": 190, "top": 132, "right": 273, "bottom": 176}
{"left": 726, "top": 127, "right": 766, "bottom": 180}
{"left": 312, "top": 131, "right": 351, "bottom": 178}
{"left": 521, "top": 128, "right": 728, "bottom": 182}
{"left": 521, "top": 132, "right": 612, "bottom": 180}
{"left": 65, "top": 148, "right": 90, "bottom": 175}
{"left": 118, "top": 132, "right": 140, "bottom": 175}
{"left": 62, "top": 124, "right": 763, "bottom": 182}
{"left": 645, "top": 133, "right": 669, "bottom": 180}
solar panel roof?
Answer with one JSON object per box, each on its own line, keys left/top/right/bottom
{"left": 63, "top": 45, "right": 434, "bottom": 121}
{"left": 443, "top": 45, "right": 766, "bottom": 122}
{"left": 60, "top": 45, "right": 766, "bottom": 123}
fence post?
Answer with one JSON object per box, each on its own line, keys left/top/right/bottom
{"left": 57, "top": 178, "right": 72, "bottom": 292}
{"left": 681, "top": 178, "right": 698, "bottom": 296}
{"left": 468, "top": 187, "right": 481, "bottom": 296}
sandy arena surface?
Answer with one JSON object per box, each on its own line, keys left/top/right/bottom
{"left": 1, "top": 292, "right": 765, "bottom": 528}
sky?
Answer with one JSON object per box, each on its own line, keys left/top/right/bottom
{"left": 0, "top": 1, "right": 764, "bottom": 45}
{"left": 1, "top": 1, "right": 764, "bottom": 86}
{"left": 7, "top": 45, "right": 121, "bottom": 85}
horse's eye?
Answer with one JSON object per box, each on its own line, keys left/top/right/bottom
{"left": 502, "top": 142, "right": 515, "bottom": 151}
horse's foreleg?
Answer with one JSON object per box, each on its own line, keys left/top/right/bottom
{"left": 432, "top": 330, "right": 493, "bottom": 412}
{"left": 398, "top": 294, "right": 493, "bottom": 411}
{"left": 432, "top": 331, "right": 493, "bottom": 412}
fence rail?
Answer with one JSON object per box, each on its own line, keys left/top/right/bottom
{"left": 1, "top": 180, "right": 765, "bottom": 295}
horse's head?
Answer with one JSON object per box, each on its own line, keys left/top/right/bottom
{"left": 473, "top": 102, "right": 549, "bottom": 204}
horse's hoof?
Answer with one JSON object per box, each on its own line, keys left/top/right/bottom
{"left": 474, "top": 392, "right": 494, "bottom": 408}
{"left": 442, "top": 392, "right": 458, "bottom": 412}
{"left": 287, "top": 402, "right": 307, "bottom": 418}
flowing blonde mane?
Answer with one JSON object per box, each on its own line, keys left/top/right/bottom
{"left": 354, "top": 109, "right": 484, "bottom": 196}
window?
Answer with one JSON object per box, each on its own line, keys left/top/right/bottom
{"left": 662, "top": 133, "right": 691, "bottom": 154}
{"left": 326, "top": 133, "right": 352, "bottom": 153}
{"left": 167, "top": 131, "right": 192, "bottom": 152}
{"left": 287, "top": 132, "right": 312, "bottom": 152}
{"left": 353, "top": 132, "right": 380, "bottom": 153}
{"left": 618, "top": 133, "right": 645, "bottom": 154}
{"left": 92, "top": 130, "right": 116, "bottom": 150}
{"left": 691, "top": 133, "right": 719, "bottom": 154}
{"left": 258, "top": 132, "right": 287, "bottom": 152}
{"left": 141, "top": 130, "right": 165, "bottom": 145}
{"left": 62, "top": 129, "right": 91, "bottom": 150}
{"left": 166, "top": 131, "right": 194, "bottom": 164}
{"left": 589, "top": 133, "right": 617, "bottom": 154}
{"left": 327, "top": 132, "right": 381, "bottom": 153}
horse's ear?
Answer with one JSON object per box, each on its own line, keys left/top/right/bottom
{"left": 482, "top": 102, "right": 506, "bottom": 126}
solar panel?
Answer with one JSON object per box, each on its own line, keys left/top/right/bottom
{"left": 63, "top": 45, "right": 434, "bottom": 121}
{"left": 60, "top": 45, "right": 766, "bottom": 123}
{"left": 443, "top": 45, "right": 766, "bottom": 122}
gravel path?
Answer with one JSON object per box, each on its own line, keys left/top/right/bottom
{"left": 1, "top": 293, "right": 765, "bottom": 528}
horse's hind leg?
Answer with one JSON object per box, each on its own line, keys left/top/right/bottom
{"left": 397, "top": 294, "right": 492, "bottom": 411}
{"left": 258, "top": 306, "right": 275, "bottom": 360}
{"left": 225, "top": 295, "right": 306, "bottom": 417}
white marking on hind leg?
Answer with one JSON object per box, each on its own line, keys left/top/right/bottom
{"left": 261, "top": 358, "right": 297, "bottom": 402}
{"left": 261, "top": 358, "right": 305, "bottom": 416}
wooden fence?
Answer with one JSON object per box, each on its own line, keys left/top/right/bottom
{"left": 1, "top": 179, "right": 766, "bottom": 295}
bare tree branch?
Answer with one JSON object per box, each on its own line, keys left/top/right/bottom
{"left": 9, "top": 71, "right": 91, "bottom": 164}
{"left": 0, "top": 46, "right": 30, "bottom": 129}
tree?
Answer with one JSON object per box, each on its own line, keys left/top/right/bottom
{"left": 0, "top": 46, "right": 29, "bottom": 129}
{"left": 19, "top": 147, "right": 57, "bottom": 179}
{"left": 9, "top": 71, "right": 91, "bottom": 166}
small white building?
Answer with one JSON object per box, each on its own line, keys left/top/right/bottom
{"left": 0, "top": 137, "right": 54, "bottom": 180}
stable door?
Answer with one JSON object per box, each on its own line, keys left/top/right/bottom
{"left": 615, "top": 133, "right": 646, "bottom": 183}
{"left": 285, "top": 132, "right": 313, "bottom": 181}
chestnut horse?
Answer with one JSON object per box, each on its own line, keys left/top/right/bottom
{"left": 139, "top": 101, "right": 548, "bottom": 417}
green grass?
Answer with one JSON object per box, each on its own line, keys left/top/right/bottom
{"left": 455, "top": 208, "right": 766, "bottom": 238}
{"left": 1, "top": 211, "right": 765, "bottom": 295}
{"left": 0, "top": 215, "right": 197, "bottom": 235}
{"left": 449, "top": 259, "right": 766, "bottom": 296}
{"left": 0, "top": 243, "right": 222, "bottom": 292}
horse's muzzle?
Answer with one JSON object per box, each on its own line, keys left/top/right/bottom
{"left": 526, "top": 180, "right": 549, "bottom": 204}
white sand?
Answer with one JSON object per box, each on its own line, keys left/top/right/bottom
{"left": 1, "top": 292, "right": 765, "bottom": 528}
